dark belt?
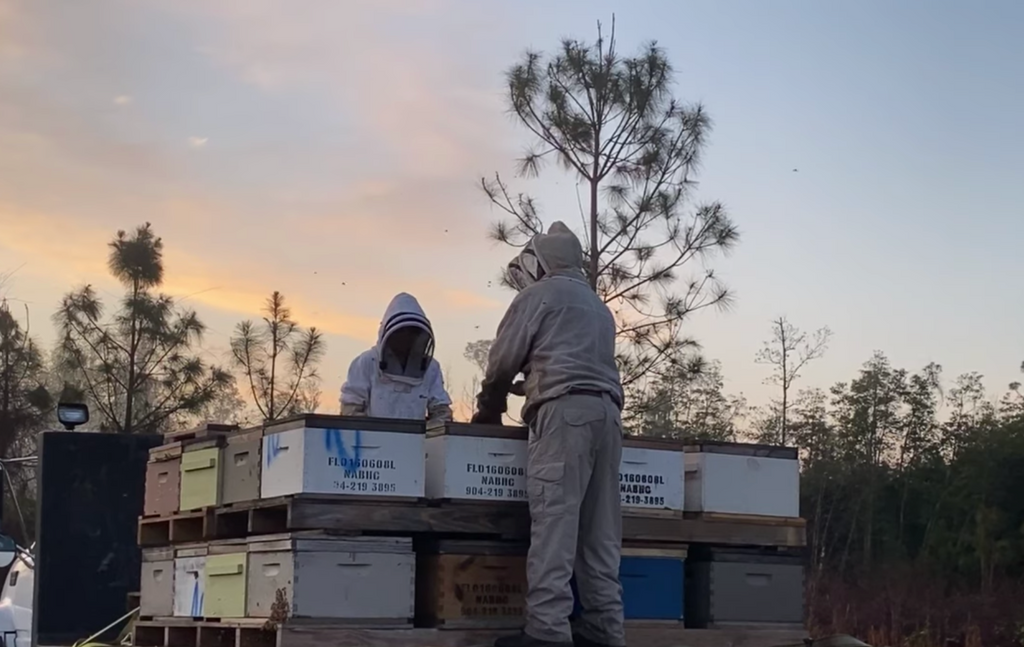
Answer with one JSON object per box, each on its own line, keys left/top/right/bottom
{"left": 567, "top": 388, "right": 608, "bottom": 398}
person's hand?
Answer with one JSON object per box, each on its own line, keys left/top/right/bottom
{"left": 471, "top": 408, "right": 503, "bottom": 425}
{"left": 509, "top": 380, "right": 526, "bottom": 397}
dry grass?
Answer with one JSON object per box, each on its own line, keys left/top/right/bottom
{"left": 808, "top": 569, "right": 1024, "bottom": 647}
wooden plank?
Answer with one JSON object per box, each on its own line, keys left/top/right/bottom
{"left": 692, "top": 512, "right": 806, "bottom": 527}
{"left": 283, "top": 497, "right": 806, "bottom": 547}
{"left": 275, "top": 625, "right": 809, "bottom": 647}
{"left": 286, "top": 499, "right": 527, "bottom": 537}
{"left": 621, "top": 506, "right": 683, "bottom": 520}
{"left": 680, "top": 513, "right": 806, "bottom": 548}
{"left": 142, "top": 497, "right": 804, "bottom": 548}
{"left": 137, "top": 620, "right": 808, "bottom": 647}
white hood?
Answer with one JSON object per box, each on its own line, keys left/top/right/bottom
{"left": 376, "top": 293, "right": 435, "bottom": 383}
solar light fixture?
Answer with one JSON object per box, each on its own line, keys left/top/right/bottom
{"left": 57, "top": 402, "right": 89, "bottom": 431}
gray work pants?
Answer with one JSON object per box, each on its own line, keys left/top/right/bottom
{"left": 525, "top": 392, "right": 625, "bottom": 646}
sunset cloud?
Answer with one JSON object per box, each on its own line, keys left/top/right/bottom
{"left": 0, "top": 204, "right": 506, "bottom": 345}
{"left": 0, "top": 0, "right": 550, "bottom": 414}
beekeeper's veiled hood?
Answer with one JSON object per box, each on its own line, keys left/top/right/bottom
{"left": 507, "top": 221, "right": 585, "bottom": 291}
{"left": 376, "top": 293, "right": 435, "bottom": 383}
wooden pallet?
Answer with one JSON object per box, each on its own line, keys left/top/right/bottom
{"left": 133, "top": 618, "right": 415, "bottom": 647}
{"left": 133, "top": 620, "right": 808, "bottom": 647}
{"left": 139, "top": 509, "right": 215, "bottom": 546}
{"left": 678, "top": 512, "right": 806, "bottom": 548}
{"left": 139, "top": 495, "right": 807, "bottom": 548}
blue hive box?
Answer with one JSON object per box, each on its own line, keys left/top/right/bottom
{"left": 571, "top": 546, "right": 687, "bottom": 621}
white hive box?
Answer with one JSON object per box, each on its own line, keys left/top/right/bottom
{"left": 684, "top": 441, "right": 800, "bottom": 518}
{"left": 620, "top": 437, "right": 685, "bottom": 514}
{"left": 260, "top": 415, "right": 426, "bottom": 499}
{"left": 425, "top": 422, "right": 528, "bottom": 502}
{"left": 172, "top": 543, "right": 208, "bottom": 617}
{"left": 246, "top": 532, "right": 415, "bottom": 622}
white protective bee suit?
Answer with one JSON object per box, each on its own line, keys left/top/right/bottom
{"left": 475, "top": 222, "right": 626, "bottom": 647}
{"left": 340, "top": 293, "right": 453, "bottom": 422}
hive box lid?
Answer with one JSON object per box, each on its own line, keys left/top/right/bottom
{"left": 222, "top": 424, "right": 269, "bottom": 445}
{"left": 165, "top": 422, "right": 239, "bottom": 441}
{"left": 174, "top": 543, "right": 210, "bottom": 558}
{"left": 622, "top": 435, "right": 685, "bottom": 451}
{"left": 426, "top": 421, "right": 528, "bottom": 441}
{"left": 142, "top": 547, "right": 174, "bottom": 562}
{"left": 264, "top": 414, "right": 425, "bottom": 435}
{"left": 148, "top": 442, "right": 184, "bottom": 462}
{"left": 179, "top": 436, "right": 228, "bottom": 453}
{"left": 247, "top": 532, "right": 412, "bottom": 554}
{"left": 207, "top": 538, "right": 248, "bottom": 555}
{"left": 683, "top": 439, "right": 797, "bottom": 460}
{"left": 150, "top": 432, "right": 232, "bottom": 460}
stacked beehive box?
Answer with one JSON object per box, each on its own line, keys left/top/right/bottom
{"left": 133, "top": 416, "right": 807, "bottom": 647}
{"left": 681, "top": 441, "right": 805, "bottom": 629}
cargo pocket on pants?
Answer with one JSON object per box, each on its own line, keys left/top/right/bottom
{"left": 528, "top": 461, "right": 565, "bottom": 518}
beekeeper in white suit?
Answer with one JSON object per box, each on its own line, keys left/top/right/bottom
{"left": 340, "top": 292, "right": 453, "bottom": 423}
{"left": 473, "top": 222, "right": 625, "bottom": 647}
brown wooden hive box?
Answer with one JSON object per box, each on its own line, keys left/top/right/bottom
{"left": 144, "top": 443, "right": 183, "bottom": 517}
{"left": 415, "top": 540, "right": 528, "bottom": 629}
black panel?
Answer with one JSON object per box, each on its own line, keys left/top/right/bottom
{"left": 32, "top": 431, "right": 161, "bottom": 647}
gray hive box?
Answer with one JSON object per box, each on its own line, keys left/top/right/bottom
{"left": 685, "top": 546, "right": 805, "bottom": 629}
{"left": 246, "top": 532, "right": 415, "bottom": 623}
{"left": 220, "top": 426, "right": 265, "bottom": 505}
{"left": 140, "top": 547, "right": 174, "bottom": 618}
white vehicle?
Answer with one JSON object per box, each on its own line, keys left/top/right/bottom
{"left": 0, "top": 404, "right": 91, "bottom": 647}
{"left": 0, "top": 541, "right": 33, "bottom": 647}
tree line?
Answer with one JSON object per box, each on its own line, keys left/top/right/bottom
{"left": 1, "top": 223, "right": 326, "bottom": 445}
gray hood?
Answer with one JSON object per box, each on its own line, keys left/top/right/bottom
{"left": 480, "top": 221, "right": 622, "bottom": 424}
{"left": 507, "top": 221, "right": 585, "bottom": 290}
{"left": 376, "top": 292, "right": 434, "bottom": 383}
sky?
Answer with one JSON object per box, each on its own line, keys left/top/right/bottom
{"left": 1, "top": 0, "right": 1023, "bottom": 419}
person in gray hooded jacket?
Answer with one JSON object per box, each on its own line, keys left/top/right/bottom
{"left": 473, "top": 222, "right": 626, "bottom": 647}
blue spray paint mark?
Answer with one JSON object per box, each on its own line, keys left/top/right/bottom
{"left": 190, "top": 573, "right": 203, "bottom": 617}
{"left": 265, "top": 433, "right": 283, "bottom": 467}
{"left": 324, "top": 428, "right": 363, "bottom": 476}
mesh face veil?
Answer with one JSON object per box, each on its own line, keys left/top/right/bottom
{"left": 378, "top": 310, "right": 435, "bottom": 377}
{"left": 507, "top": 245, "right": 545, "bottom": 291}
